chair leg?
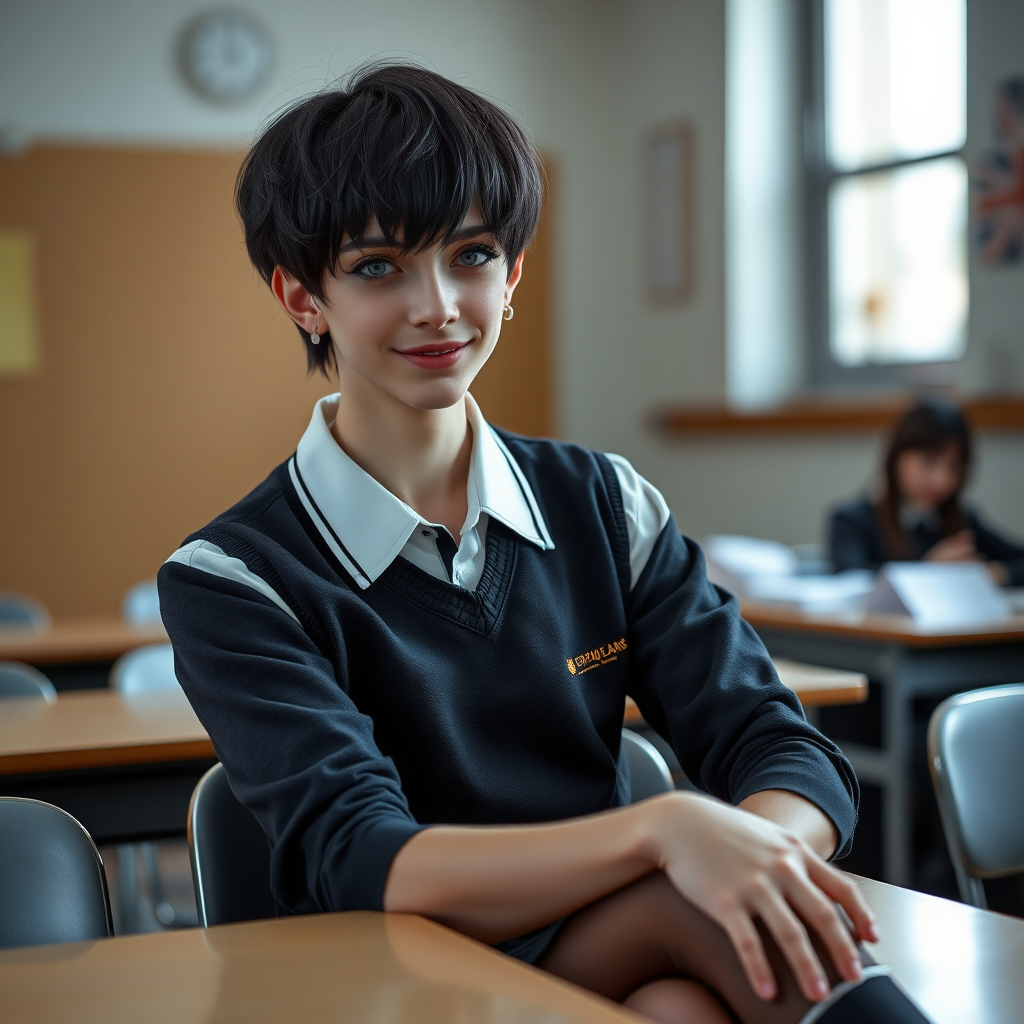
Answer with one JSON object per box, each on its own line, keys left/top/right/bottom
{"left": 142, "top": 841, "right": 180, "bottom": 927}
{"left": 117, "top": 845, "right": 138, "bottom": 934}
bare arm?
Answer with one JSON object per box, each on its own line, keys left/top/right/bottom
{"left": 739, "top": 789, "right": 839, "bottom": 859}
{"left": 384, "top": 791, "right": 877, "bottom": 1003}
{"left": 383, "top": 802, "right": 653, "bottom": 943}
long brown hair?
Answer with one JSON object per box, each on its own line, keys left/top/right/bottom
{"left": 877, "top": 399, "right": 972, "bottom": 560}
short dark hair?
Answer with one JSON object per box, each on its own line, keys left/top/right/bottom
{"left": 236, "top": 63, "right": 543, "bottom": 377}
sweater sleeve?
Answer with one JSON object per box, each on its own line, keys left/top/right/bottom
{"left": 625, "top": 520, "right": 859, "bottom": 859}
{"left": 968, "top": 511, "right": 1024, "bottom": 586}
{"left": 157, "top": 559, "right": 426, "bottom": 915}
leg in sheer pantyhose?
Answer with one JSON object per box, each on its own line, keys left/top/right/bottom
{"left": 538, "top": 871, "right": 865, "bottom": 1024}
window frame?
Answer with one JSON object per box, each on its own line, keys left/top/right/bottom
{"left": 802, "top": 0, "right": 968, "bottom": 389}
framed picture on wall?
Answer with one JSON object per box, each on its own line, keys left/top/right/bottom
{"left": 644, "top": 121, "right": 694, "bottom": 304}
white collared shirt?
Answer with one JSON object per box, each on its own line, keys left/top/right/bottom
{"left": 290, "top": 393, "right": 670, "bottom": 593}
{"left": 170, "top": 394, "right": 671, "bottom": 598}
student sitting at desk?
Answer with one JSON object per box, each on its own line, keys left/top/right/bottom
{"left": 159, "top": 65, "right": 929, "bottom": 1024}
{"left": 829, "top": 399, "right": 1024, "bottom": 586}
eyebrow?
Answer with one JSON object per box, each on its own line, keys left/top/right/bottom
{"left": 338, "top": 225, "right": 493, "bottom": 254}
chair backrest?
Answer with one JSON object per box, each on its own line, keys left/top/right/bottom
{"left": 622, "top": 728, "right": 675, "bottom": 802}
{"left": 122, "top": 580, "right": 161, "bottom": 626}
{"left": 0, "top": 662, "right": 57, "bottom": 702}
{"left": 109, "top": 643, "right": 180, "bottom": 694}
{"left": 928, "top": 683, "right": 1024, "bottom": 908}
{"left": 0, "top": 593, "right": 50, "bottom": 630}
{"left": 188, "top": 763, "right": 276, "bottom": 927}
{"left": 0, "top": 797, "right": 113, "bottom": 949}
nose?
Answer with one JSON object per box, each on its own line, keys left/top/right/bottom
{"left": 408, "top": 267, "right": 459, "bottom": 330}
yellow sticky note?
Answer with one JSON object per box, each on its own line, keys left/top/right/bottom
{"left": 0, "top": 230, "right": 38, "bottom": 375}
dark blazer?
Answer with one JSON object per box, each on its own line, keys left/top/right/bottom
{"left": 829, "top": 497, "right": 1024, "bottom": 586}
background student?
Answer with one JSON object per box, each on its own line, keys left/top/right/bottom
{"left": 829, "top": 398, "right": 1024, "bottom": 585}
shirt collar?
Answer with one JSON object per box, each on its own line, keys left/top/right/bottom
{"left": 291, "top": 393, "right": 552, "bottom": 589}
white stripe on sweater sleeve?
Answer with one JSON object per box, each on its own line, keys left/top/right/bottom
{"left": 165, "top": 540, "right": 300, "bottom": 624}
{"left": 604, "top": 453, "right": 672, "bottom": 591}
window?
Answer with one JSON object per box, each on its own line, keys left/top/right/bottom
{"left": 806, "top": 0, "right": 967, "bottom": 384}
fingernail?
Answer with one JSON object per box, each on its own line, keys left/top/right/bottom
{"left": 868, "top": 923, "right": 880, "bottom": 941}
{"left": 759, "top": 981, "right": 775, "bottom": 1000}
{"left": 849, "top": 959, "right": 863, "bottom": 980}
{"left": 813, "top": 978, "right": 829, "bottom": 1000}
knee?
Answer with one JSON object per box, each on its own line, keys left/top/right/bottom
{"left": 624, "top": 978, "right": 733, "bottom": 1024}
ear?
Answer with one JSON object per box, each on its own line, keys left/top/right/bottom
{"left": 503, "top": 251, "right": 525, "bottom": 307}
{"left": 271, "top": 266, "right": 324, "bottom": 334}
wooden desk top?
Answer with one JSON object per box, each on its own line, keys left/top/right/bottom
{"left": 0, "top": 618, "right": 167, "bottom": 665}
{"left": 0, "top": 690, "right": 213, "bottom": 776}
{"left": 743, "top": 602, "right": 1024, "bottom": 648}
{"left": 0, "top": 880, "right": 1018, "bottom": 1024}
{"left": 0, "top": 911, "right": 638, "bottom": 1024}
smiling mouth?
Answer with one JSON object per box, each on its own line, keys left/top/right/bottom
{"left": 396, "top": 341, "right": 471, "bottom": 369}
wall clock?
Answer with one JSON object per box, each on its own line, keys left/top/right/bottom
{"left": 179, "top": 10, "right": 275, "bottom": 104}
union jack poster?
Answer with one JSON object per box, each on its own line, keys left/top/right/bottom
{"left": 973, "top": 76, "right": 1024, "bottom": 265}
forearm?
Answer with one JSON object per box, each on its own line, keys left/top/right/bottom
{"left": 738, "top": 789, "right": 838, "bottom": 859}
{"left": 383, "top": 799, "right": 664, "bottom": 942}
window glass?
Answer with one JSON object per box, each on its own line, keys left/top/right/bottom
{"left": 825, "top": 0, "right": 966, "bottom": 171}
{"left": 829, "top": 157, "right": 968, "bottom": 365}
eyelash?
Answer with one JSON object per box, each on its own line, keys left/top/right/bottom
{"left": 348, "top": 243, "right": 500, "bottom": 281}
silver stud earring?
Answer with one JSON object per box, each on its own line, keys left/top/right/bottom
{"left": 311, "top": 325, "right": 320, "bottom": 345}
{"left": 503, "top": 305, "right": 514, "bottom": 321}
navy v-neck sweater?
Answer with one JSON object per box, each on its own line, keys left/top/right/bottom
{"left": 159, "top": 433, "right": 858, "bottom": 924}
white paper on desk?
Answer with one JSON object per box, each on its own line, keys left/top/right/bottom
{"left": 865, "top": 562, "right": 1013, "bottom": 627}
{"left": 743, "top": 571, "right": 875, "bottom": 611}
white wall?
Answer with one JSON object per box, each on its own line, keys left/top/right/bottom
{"left": 2, "top": 0, "right": 1021, "bottom": 549}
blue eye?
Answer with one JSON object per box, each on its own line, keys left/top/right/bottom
{"left": 455, "top": 246, "right": 498, "bottom": 268}
{"left": 357, "top": 259, "right": 396, "bottom": 279}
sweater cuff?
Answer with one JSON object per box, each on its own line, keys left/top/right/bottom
{"left": 325, "top": 817, "right": 428, "bottom": 911}
{"left": 733, "top": 756, "right": 858, "bottom": 860}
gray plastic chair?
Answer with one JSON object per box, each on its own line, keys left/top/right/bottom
{"left": 928, "top": 683, "right": 1024, "bottom": 908}
{"left": 122, "top": 581, "right": 161, "bottom": 626}
{"left": 109, "top": 643, "right": 179, "bottom": 694}
{"left": 0, "top": 797, "right": 113, "bottom": 949}
{"left": 0, "top": 593, "right": 50, "bottom": 630}
{"left": 622, "top": 728, "right": 675, "bottom": 802}
{"left": 0, "top": 661, "right": 57, "bottom": 702}
{"left": 188, "top": 763, "right": 276, "bottom": 927}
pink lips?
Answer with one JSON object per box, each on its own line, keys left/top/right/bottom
{"left": 396, "top": 341, "right": 470, "bottom": 370}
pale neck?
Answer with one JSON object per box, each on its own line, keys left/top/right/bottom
{"left": 330, "top": 382, "right": 472, "bottom": 535}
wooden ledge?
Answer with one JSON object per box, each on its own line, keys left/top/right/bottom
{"left": 650, "top": 395, "right": 1024, "bottom": 436}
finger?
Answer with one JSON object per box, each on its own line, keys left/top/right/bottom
{"left": 750, "top": 887, "right": 829, "bottom": 1003}
{"left": 720, "top": 910, "right": 777, "bottom": 1001}
{"left": 806, "top": 860, "right": 879, "bottom": 943}
{"left": 786, "top": 880, "right": 863, "bottom": 984}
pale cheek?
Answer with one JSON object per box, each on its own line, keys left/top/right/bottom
{"left": 334, "top": 295, "right": 404, "bottom": 357}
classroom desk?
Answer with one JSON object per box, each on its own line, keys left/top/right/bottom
{"left": 743, "top": 603, "right": 1024, "bottom": 887}
{"left": 0, "top": 690, "right": 214, "bottom": 844}
{"left": 0, "top": 618, "right": 168, "bottom": 690}
{"left": 0, "top": 877, "right": 1018, "bottom": 1024}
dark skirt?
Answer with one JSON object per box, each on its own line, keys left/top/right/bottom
{"left": 494, "top": 916, "right": 570, "bottom": 964}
